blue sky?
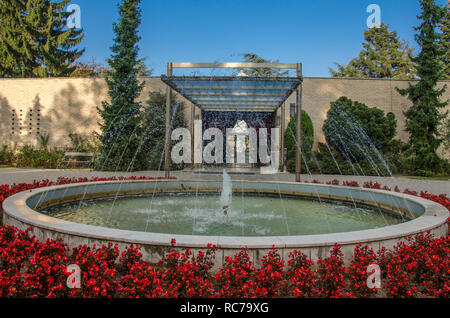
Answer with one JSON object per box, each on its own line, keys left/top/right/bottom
{"left": 72, "top": 0, "right": 447, "bottom": 77}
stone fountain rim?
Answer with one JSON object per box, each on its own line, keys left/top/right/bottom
{"left": 2, "top": 180, "right": 448, "bottom": 249}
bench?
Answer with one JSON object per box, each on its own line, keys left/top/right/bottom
{"left": 60, "top": 152, "right": 95, "bottom": 169}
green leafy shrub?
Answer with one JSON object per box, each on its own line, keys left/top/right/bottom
{"left": 319, "top": 96, "right": 399, "bottom": 176}
{"left": 0, "top": 146, "right": 14, "bottom": 166}
{"left": 14, "top": 145, "right": 63, "bottom": 169}
{"left": 323, "top": 97, "right": 397, "bottom": 158}
{"left": 314, "top": 143, "right": 355, "bottom": 175}
{"left": 37, "top": 133, "right": 50, "bottom": 150}
{"left": 68, "top": 132, "right": 98, "bottom": 153}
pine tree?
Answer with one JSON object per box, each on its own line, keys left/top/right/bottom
{"left": 0, "top": 0, "right": 36, "bottom": 77}
{"left": 237, "top": 53, "right": 289, "bottom": 77}
{"left": 30, "top": 0, "right": 85, "bottom": 77}
{"left": 397, "top": 0, "right": 449, "bottom": 175}
{"left": 330, "top": 24, "right": 416, "bottom": 79}
{"left": 0, "top": 0, "right": 84, "bottom": 77}
{"left": 437, "top": 3, "right": 449, "bottom": 79}
{"left": 96, "top": 0, "right": 146, "bottom": 172}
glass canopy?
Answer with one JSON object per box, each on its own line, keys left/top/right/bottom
{"left": 161, "top": 76, "right": 301, "bottom": 112}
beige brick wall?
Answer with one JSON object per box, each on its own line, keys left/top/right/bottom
{"left": 0, "top": 77, "right": 449, "bottom": 156}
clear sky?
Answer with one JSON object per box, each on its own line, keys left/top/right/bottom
{"left": 72, "top": 0, "right": 448, "bottom": 77}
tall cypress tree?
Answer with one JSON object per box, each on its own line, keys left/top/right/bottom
{"left": 437, "top": 3, "right": 449, "bottom": 79}
{"left": 397, "top": 0, "right": 448, "bottom": 175}
{"left": 96, "top": 0, "right": 145, "bottom": 172}
{"left": 0, "top": 0, "right": 84, "bottom": 77}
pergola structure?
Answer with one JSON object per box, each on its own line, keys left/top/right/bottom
{"left": 161, "top": 62, "right": 304, "bottom": 181}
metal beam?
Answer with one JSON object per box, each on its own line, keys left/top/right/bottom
{"left": 177, "top": 84, "right": 295, "bottom": 90}
{"left": 190, "top": 102, "right": 195, "bottom": 167}
{"left": 202, "top": 108, "right": 277, "bottom": 112}
{"left": 280, "top": 102, "right": 285, "bottom": 171}
{"left": 295, "top": 63, "right": 303, "bottom": 182}
{"left": 183, "top": 90, "right": 287, "bottom": 96}
{"left": 203, "top": 108, "right": 275, "bottom": 112}
{"left": 171, "top": 62, "right": 298, "bottom": 69}
{"left": 201, "top": 105, "right": 276, "bottom": 108}
{"left": 193, "top": 96, "right": 282, "bottom": 102}
{"left": 170, "top": 76, "right": 300, "bottom": 82}
{"left": 164, "top": 63, "right": 173, "bottom": 178}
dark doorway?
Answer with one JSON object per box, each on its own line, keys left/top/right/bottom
{"left": 202, "top": 111, "right": 275, "bottom": 167}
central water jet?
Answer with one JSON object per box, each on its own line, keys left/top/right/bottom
{"left": 220, "top": 169, "right": 232, "bottom": 215}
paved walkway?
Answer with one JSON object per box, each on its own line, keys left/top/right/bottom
{"left": 0, "top": 168, "right": 448, "bottom": 196}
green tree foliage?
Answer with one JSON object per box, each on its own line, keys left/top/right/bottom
{"left": 437, "top": 3, "right": 449, "bottom": 79}
{"left": 321, "top": 96, "right": 398, "bottom": 176}
{"left": 323, "top": 97, "right": 397, "bottom": 155}
{"left": 70, "top": 58, "right": 107, "bottom": 77}
{"left": 0, "top": 145, "right": 14, "bottom": 166}
{"left": 439, "top": 116, "right": 450, "bottom": 154}
{"left": 237, "top": 53, "right": 289, "bottom": 77}
{"left": 284, "top": 111, "right": 314, "bottom": 173}
{"left": 330, "top": 24, "right": 416, "bottom": 79}
{"left": 136, "top": 57, "right": 153, "bottom": 76}
{"left": 0, "top": 0, "right": 84, "bottom": 77}
{"left": 96, "top": 0, "right": 146, "bottom": 172}
{"left": 141, "top": 91, "right": 186, "bottom": 170}
{"left": 397, "top": 0, "right": 449, "bottom": 175}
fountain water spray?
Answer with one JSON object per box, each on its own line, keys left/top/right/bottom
{"left": 220, "top": 169, "right": 232, "bottom": 215}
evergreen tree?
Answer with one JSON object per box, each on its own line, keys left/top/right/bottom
{"left": 141, "top": 91, "right": 186, "bottom": 170}
{"left": 237, "top": 53, "right": 289, "bottom": 77}
{"left": 330, "top": 24, "right": 416, "bottom": 79}
{"left": 397, "top": 0, "right": 448, "bottom": 175}
{"left": 437, "top": 3, "right": 449, "bottom": 79}
{"left": 96, "top": 0, "right": 145, "bottom": 172}
{"left": 0, "top": 0, "right": 84, "bottom": 77}
{"left": 0, "top": 0, "right": 36, "bottom": 77}
{"left": 320, "top": 96, "right": 398, "bottom": 176}
{"left": 323, "top": 97, "right": 397, "bottom": 156}
{"left": 31, "top": 0, "right": 85, "bottom": 77}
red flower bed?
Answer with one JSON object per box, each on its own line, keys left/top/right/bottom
{"left": 361, "top": 181, "right": 450, "bottom": 214}
{"left": 0, "top": 225, "right": 448, "bottom": 298}
{"left": 0, "top": 176, "right": 176, "bottom": 209}
{"left": 342, "top": 180, "right": 360, "bottom": 187}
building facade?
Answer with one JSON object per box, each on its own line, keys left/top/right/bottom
{"left": 0, "top": 76, "right": 449, "bottom": 157}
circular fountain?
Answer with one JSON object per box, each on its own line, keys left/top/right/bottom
{"left": 2, "top": 179, "right": 448, "bottom": 265}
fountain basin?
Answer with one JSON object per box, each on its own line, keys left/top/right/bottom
{"left": 2, "top": 180, "right": 448, "bottom": 265}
